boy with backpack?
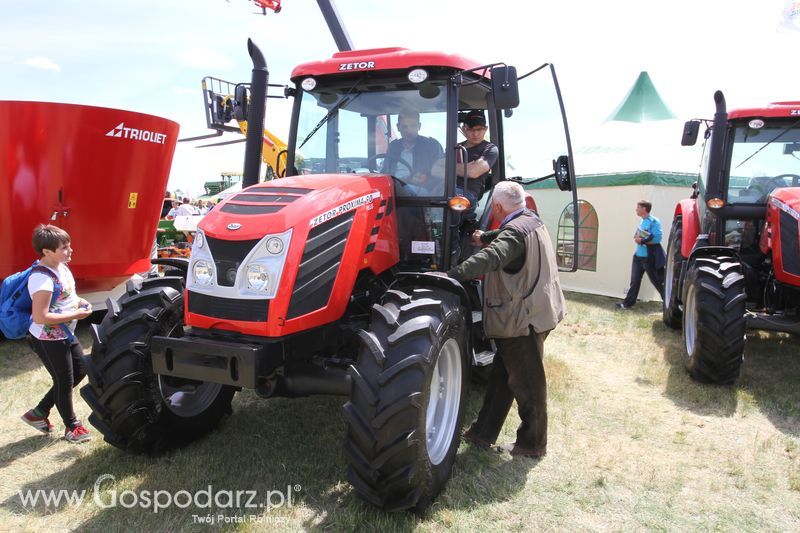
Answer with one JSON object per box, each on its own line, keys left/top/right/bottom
{"left": 19, "top": 224, "right": 93, "bottom": 443}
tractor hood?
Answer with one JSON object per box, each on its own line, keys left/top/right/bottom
{"left": 200, "top": 173, "right": 389, "bottom": 240}
{"left": 186, "top": 173, "right": 398, "bottom": 337}
{"left": 767, "top": 187, "right": 800, "bottom": 286}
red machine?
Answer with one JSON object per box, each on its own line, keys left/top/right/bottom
{"left": 80, "top": 0, "right": 578, "bottom": 512}
{"left": 252, "top": 0, "right": 281, "bottom": 14}
{"left": 0, "top": 102, "right": 178, "bottom": 309}
{"left": 663, "top": 92, "right": 800, "bottom": 384}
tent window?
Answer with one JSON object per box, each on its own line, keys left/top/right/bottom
{"left": 557, "top": 200, "right": 598, "bottom": 271}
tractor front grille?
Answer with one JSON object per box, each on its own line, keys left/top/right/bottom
{"left": 286, "top": 212, "right": 354, "bottom": 319}
{"left": 780, "top": 210, "right": 800, "bottom": 276}
{"left": 206, "top": 237, "right": 260, "bottom": 287}
{"left": 187, "top": 291, "right": 269, "bottom": 322}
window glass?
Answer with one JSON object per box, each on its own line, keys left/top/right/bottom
{"left": 293, "top": 85, "right": 447, "bottom": 197}
{"left": 726, "top": 122, "right": 800, "bottom": 204}
{"left": 557, "top": 200, "right": 598, "bottom": 271}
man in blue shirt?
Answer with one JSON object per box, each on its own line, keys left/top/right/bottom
{"left": 618, "top": 200, "right": 666, "bottom": 309}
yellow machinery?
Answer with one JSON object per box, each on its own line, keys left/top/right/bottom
{"left": 179, "top": 76, "right": 291, "bottom": 179}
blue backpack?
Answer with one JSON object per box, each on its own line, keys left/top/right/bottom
{"left": 0, "top": 262, "right": 65, "bottom": 340}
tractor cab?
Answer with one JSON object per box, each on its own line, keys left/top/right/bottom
{"left": 682, "top": 101, "right": 800, "bottom": 282}
{"left": 665, "top": 95, "right": 800, "bottom": 385}
{"left": 285, "top": 48, "right": 577, "bottom": 272}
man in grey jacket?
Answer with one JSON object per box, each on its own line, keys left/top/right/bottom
{"left": 446, "top": 181, "right": 565, "bottom": 457}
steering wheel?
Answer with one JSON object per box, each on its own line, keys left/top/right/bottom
{"left": 363, "top": 153, "right": 414, "bottom": 185}
{"left": 772, "top": 174, "right": 800, "bottom": 187}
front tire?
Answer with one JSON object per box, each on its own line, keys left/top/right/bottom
{"left": 343, "top": 287, "right": 468, "bottom": 511}
{"left": 663, "top": 217, "right": 684, "bottom": 328}
{"left": 80, "top": 276, "right": 234, "bottom": 454}
{"left": 682, "top": 257, "right": 746, "bottom": 384}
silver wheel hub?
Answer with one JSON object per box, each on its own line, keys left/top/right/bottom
{"left": 425, "top": 338, "right": 462, "bottom": 465}
{"left": 158, "top": 377, "right": 223, "bottom": 418}
{"left": 684, "top": 283, "right": 697, "bottom": 357}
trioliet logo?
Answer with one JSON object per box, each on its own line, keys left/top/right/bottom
{"left": 106, "top": 122, "right": 167, "bottom": 144}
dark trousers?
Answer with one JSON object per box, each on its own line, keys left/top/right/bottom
{"left": 622, "top": 254, "right": 665, "bottom": 307}
{"left": 27, "top": 336, "right": 86, "bottom": 429}
{"left": 469, "top": 328, "right": 549, "bottom": 453}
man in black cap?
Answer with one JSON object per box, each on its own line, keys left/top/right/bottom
{"left": 457, "top": 109, "right": 499, "bottom": 207}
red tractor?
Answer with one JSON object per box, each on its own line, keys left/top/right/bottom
{"left": 663, "top": 91, "right": 800, "bottom": 384}
{"left": 80, "top": 35, "right": 578, "bottom": 510}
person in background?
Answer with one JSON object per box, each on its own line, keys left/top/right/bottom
{"left": 20, "top": 224, "right": 93, "bottom": 443}
{"left": 166, "top": 200, "right": 179, "bottom": 219}
{"left": 617, "top": 200, "right": 665, "bottom": 309}
{"left": 175, "top": 197, "right": 198, "bottom": 217}
{"left": 446, "top": 181, "right": 565, "bottom": 458}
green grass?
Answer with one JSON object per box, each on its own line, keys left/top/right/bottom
{"left": 1, "top": 292, "right": 799, "bottom": 531}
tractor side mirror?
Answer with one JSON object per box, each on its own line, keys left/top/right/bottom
{"left": 681, "top": 120, "right": 701, "bottom": 146}
{"left": 490, "top": 66, "right": 520, "bottom": 110}
{"left": 553, "top": 155, "right": 572, "bottom": 191}
{"left": 234, "top": 85, "right": 249, "bottom": 122}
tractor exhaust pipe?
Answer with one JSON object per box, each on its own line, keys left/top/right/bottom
{"left": 704, "top": 90, "right": 728, "bottom": 202}
{"left": 256, "top": 364, "right": 351, "bottom": 398}
{"left": 242, "top": 38, "right": 268, "bottom": 188}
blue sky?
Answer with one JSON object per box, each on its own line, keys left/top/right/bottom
{"left": 2, "top": 0, "right": 798, "bottom": 195}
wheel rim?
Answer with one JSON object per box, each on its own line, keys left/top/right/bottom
{"left": 157, "top": 320, "right": 223, "bottom": 418}
{"left": 158, "top": 377, "right": 223, "bottom": 418}
{"left": 425, "top": 338, "right": 462, "bottom": 465}
{"left": 684, "top": 283, "right": 697, "bottom": 357}
{"left": 665, "top": 243, "right": 675, "bottom": 304}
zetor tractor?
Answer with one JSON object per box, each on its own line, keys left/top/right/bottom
{"left": 663, "top": 91, "right": 800, "bottom": 384}
{"left": 80, "top": 41, "right": 578, "bottom": 510}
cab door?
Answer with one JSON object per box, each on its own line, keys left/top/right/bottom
{"left": 498, "top": 64, "right": 579, "bottom": 272}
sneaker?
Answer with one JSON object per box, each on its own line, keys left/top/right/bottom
{"left": 64, "top": 424, "right": 92, "bottom": 444}
{"left": 21, "top": 410, "right": 54, "bottom": 434}
{"left": 616, "top": 302, "right": 632, "bottom": 310}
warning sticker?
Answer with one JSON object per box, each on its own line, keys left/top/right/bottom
{"left": 309, "top": 191, "right": 381, "bottom": 227}
{"left": 128, "top": 193, "right": 138, "bottom": 208}
{"left": 411, "top": 241, "right": 436, "bottom": 254}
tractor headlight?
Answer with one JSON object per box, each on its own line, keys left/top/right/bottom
{"left": 193, "top": 260, "right": 214, "bottom": 285}
{"left": 301, "top": 77, "right": 317, "bottom": 91}
{"left": 408, "top": 68, "right": 428, "bottom": 84}
{"left": 246, "top": 264, "right": 269, "bottom": 291}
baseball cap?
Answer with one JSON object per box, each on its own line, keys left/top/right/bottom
{"left": 463, "top": 109, "right": 486, "bottom": 128}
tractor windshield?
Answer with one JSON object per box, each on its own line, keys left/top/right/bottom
{"left": 726, "top": 120, "right": 800, "bottom": 204}
{"left": 292, "top": 80, "right": 448, "bottom": 198}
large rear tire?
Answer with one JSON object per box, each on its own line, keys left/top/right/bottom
{"left": 80, "top": 276, "right": 234, "bottom": 454}
{"left": 343, "top": 288, "right": 468, "bottom": 511}
{"left": 662, "top": 217, "right": 684, "bottom": 328}
{"left": 682, "top": 257, "right": 746, "bottom": 384}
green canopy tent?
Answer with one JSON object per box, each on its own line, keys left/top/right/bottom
{"left": 605, "top": 71, "right": 677, "bottom": 123}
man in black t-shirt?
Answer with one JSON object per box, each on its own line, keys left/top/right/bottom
{"left": 457, "top": 109, "right": 499, "bottom": 208}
